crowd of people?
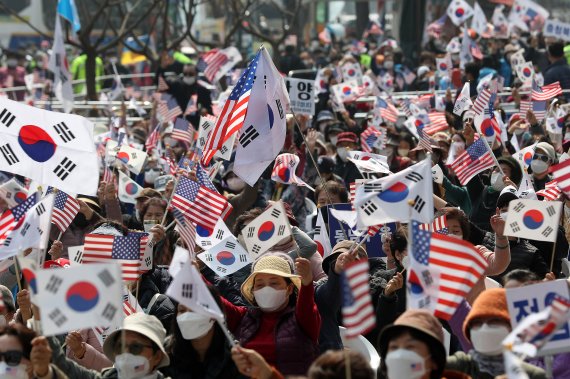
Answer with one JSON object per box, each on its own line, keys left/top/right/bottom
{"left": 2, "top": 2, "right": 570, "bottom": 379}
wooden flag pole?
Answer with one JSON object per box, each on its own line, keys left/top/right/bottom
{"left": 216, "top": 319, "right": 237, "bottom": 347}
{"left": 549, "top": 240, "right": 558, "bottom": 273}
{"left": 344, "top": 349, "right": 352, "bottom": 379}
{"left": 14, "top": 258, "right": 22, "bottom": 292}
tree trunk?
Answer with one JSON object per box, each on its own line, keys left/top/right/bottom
{"left": 85, "top": 51, "right": 98, "bottom": 101}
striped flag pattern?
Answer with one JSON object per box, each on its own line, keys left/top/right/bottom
{"left": 519, "top": 100, "right": 532, "bottom": 117}
{"left": 82, "top": 233, "right": 147, "bottom": 281}
{"left": 532, "top": 82, "right": 562, "bottom": 101}
{"left": 170, "top": 176, "right": 229, "bottom": 231}
{"left": 360, "top": 127, "right": 384, "bottom": 153}
{"left": 419, "top": 215, "right": 448, "bottom": 234}
{"left": 171, "top": 117, "right": 194, "bottom": 144}
{"left": 145, "top": 125, "right": 160, "bottom": 153}
{"left": 157, "top": 76, "right": 169, "bottom": 92}
{"left": 410, "top": 221, "right": 488, "bottom": 320}
{"left": 49, "top": 189, "right": 80, "bottom": 233}
{"left": 172, "top": 208, "right": 196, "bottom": 254}
{"left": 551, "top": 159, "right": 570, "bottom": 198}
{"left": 202, "top": 50, "right": 261, "bottom": 164}
{"left": 341, "top": 259, "right": 375, "bottom": 338}
{"left": 157, "top": 95, "right": 182, "bottom": 122}
{"left": 376, "top": 98, "right": 399, "bottom": 123}
{"left": 450, "top": 138, "right": 495, "bottom": 185}
{"left": 424, "top": 112, "right": 449, "bottom": 134}
{"left": 199, "top": 49, "right": 229, "bottom": 83}
{"left": 536, "top": 180, "right": 562, "bottom": 201}
{"left": 0, "top": 193, "right": 38, "bottom": 244}
{"left": 472, "top": 88, "right": 491, "bottom": 115}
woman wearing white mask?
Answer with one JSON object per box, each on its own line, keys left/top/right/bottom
{"left": 378, "top": 309, "right": 452, "bottom": 379}
{"left": 447, "top": 288, "right": 546, "bottom": 379}
{"left": 139, "top": 198, "right": 172, "bottom": 266}
{"left": 46, "top": 313, "right": 169, "bottom": 379}
{"left": 162, "top": 288, "right": 245, "bottom": 379}
{"left": 530, "top": 142, "right": 556, "bottom": 193}
{"left": 220, "top": 254, "right": 320, "bottom": 376}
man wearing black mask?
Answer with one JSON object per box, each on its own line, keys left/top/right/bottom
{"left": 166, "top": 64, "right": 213, "bottom": 126}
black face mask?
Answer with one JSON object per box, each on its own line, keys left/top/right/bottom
{"left": 73, "top": 213, "right": 90, "bottom": 228}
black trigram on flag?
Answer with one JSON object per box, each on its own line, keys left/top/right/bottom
{"left": 204, "top": 254, "right": 213, "bottom": 262}
{"left": 239, "top": 125, "right": 259, "bottom": 148}
{"left": 546, "top": 205, "right": 557, "bottom": 217}
{"left": 225, "top": 241, "right": 236, "bottom": 249}
{"left": 49, "top": 309, "right": 67, "bottom": 327}
{"left": 45, "top": 276, "right": 63, "bottom": 294}
{"left": 219, "top": 145, "right": 229, "bottom": 155}
{"left": 35, "top": 203, "right": 46, "bottom": 216}
{"left": 145, "top": 256, "right": 152, "bottom": 267}
{"left": 53, "top": 157, "right": 76, "bottom": 180}
{"left": 277, "top": 225, "right": 286, "bottom": 236}
{"left": 510, "top": 221, "right": 521, "bottom": 233}
{"left": 364, "top": 183, "right": 382, "bottom": 193}
{"left": 181, "top": 283, "right": 193, "bottom": 298}
{"left": 202, "top": 121, "right": 212, "bottom": 131}
{"left": 412, "top": 195, "right": 426, "bottom": 213}
{"left": 314, "top": 226, "right": 321, "bottom": 234}
{"left": 73, "top": 251, "right": 83, "bottom": 263}
{"left": 19, "top": 223, "right": 30, "bottom": 237}
{"left": 239, "top": 254, "right": 248, "bottom": 263}
{"left": 247, "top": 226, "right": 255, "bottom": 238}
{"left": 252, "top": 244, "right": 261, "bottom": 255}
{"left": 405, "top": 172, "right": 424, "bottom": 183}
{"left": 199, "top": 137, "right": 206, "bottom": 146}
{"left": 216, "top": 230, "right": 225, "bottom": 240}
{"left": 101, "top": 303, "right": 118, "bottom": 321}
{"left": 3, "top": 237, "right": 12, "bottom": 247}
{"left": 513, "top": 202, "right": 525, "bottom": 213}
{"left": 271, "top": 208, "right": 282, "bottom": 218}
{"left": 98, "top": 269, "right": 115, "bottom": 286}
{"left": 0, "top": 144, "right": 19, "bottom": 165}
{"left": 361, "top": 200, "right": 378, "bottom": 216}
{"left": 275, "top": 99, "right": 284, "bottom": 119}
{"left": 53, "top": 122, "right": 76, "bottom": 143}
{"left": 0, "top": 108, "right": 15, "bottom": 127}
{"left": 542, "top": 226, "right": 554, "bottom": 238}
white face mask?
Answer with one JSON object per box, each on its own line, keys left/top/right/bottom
{"left": 500, "top": 212, "right": 508, "bottom": 220}
{"left": 0, "top": 361, "right": 28, "bottom": 379}
{"left": 397, "top": 148, "right": 409, "bottom": 157}
{"left": 385, "top": 349, "right": 426, "bottom": 379}
{"left": 177, "top": 312, "right": 214, "bottom": 340}
{"left": 183, "top": 76, "right": 196, "bottom": 85}
{"left": 451, "top": 141, "right": 465, "bottom": 152}
{"left": 490, "top": 172, "right": 505, "bottom": 191}
{"left": 115, "top": 353, "right": 150, "bottom": 379}
{"left": 514, "top": 127, "right": 527, "bottom": 136}
{"left": 531, "top": 159, "right": 549, "bottom": 175}
{"left": 253, "top": 286, "right": 288, "bottom": 312}
{"left": 470, "top": 323, "right": 510, "bottom": 356}
{"left": 144, "top": 170, "right": 161, "bottom": 184}
{"left": 227, "top": 177, "right": 246, "bottom": 192}
{"left": 329, "top": 136, "right": 338, "bottom": 146}
{"left": 384, "top": 61, "right": 394, "bottom": 70}
{"left": 143, "top": 220, "right": 158, "bottom": 233}
{"left": 337, "top": 147, "right": 349, "bottom": 162}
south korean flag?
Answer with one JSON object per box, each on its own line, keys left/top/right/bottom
{"left": 198, "top": 237, "right": 250, "bottom": 277}
{"left": 34, "top": 263, "right": 124, "bottom": 336}
{"left": 241, "top": 201, "right": 292, "bottom": 260}
{"left": 0, "top": 98, "right": 98, "bottom": 196}
{"left": 504, "top": 199, "right": 562, "bottom": 243}
{"left": 354, "top": 157, "right": 434, "bottom": 228}
{"left": 196, "top": 218, "right": 234, "bottom": 249}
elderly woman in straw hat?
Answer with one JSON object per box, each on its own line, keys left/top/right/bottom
{"left": 221, "top": 254, "right": 320, "bottom": 376}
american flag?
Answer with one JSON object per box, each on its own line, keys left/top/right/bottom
{"left": 0, "top": 193, "right": 38, "bottom": 244}
{"left": 532, "top": 81, "right": 562, "bottom": 101}
{"left": 550, "top": 159, "right": 570, "bottom": 198}
{"left": 520, "top": 100, "right": 532, "bottom": 118}
{"left": 531, "top": 79, "right": 547, "bottom": 121}
{"left": 184, "top": 94, "right": 198, "bottom": 116}
{"left": 536, "top": 180, "right": 562, "bottom": 201}
{"left": 450, "top": 138, "right": 495, "bottom": 185}
{"left": 472, "top": 88, "right": 492, "bottom": 115}
{"left": 171, "top": 117, "right": 194, "bottom": 144}
{"left": 157, "top": 76, "right": 169, "bottom": 92}
{"left": 165, "top": 156, "right": 177, "bottom": 176}
{"left": 102, "top": 162, "right": 114, "bottom": 184}
{"left": 350, "top": 182, "right": 357, "bottom": 210}
{"left": 198, "top": 49, "right": 229, "bottom": 83}
{"left": 376, "top": 97, "right": 399, "bottom": 123}
{"left": 419, "top": 215, "right": 448, "bottom": 234}
{"left": 49, "top": 189, "right": 80, "bottom": 233}
{"left": 341, "top": 259, "right": 375, "bottom": 339}
{"left": 170, "top": 176, "right": 229, "bottom": 231}
{"left": 172, "top": 208, "right": 196, "bottom": 253}
{"left": 424, "top": 112, "right": 449, "bottom": 134}
{"left": 195, "top": 164, "right": 233, "bottom": 220}
{"left": 82, "top": 233, "right": 147, "bottom": 281}
{"left": 426, "top": 14, "right": 447, "bottom": 39}
{"left": 417, "top": 128, "right": 433, "bottom": 153}
{"left": 145, "top": 125, "right": 160, "bottom": 153}
{"left": 202, "top": 50, "right": 261, "bottom": 164}
{"left": 410, "top": 221, "right": 488, "bottom": 320}
{"left": 157, "top": 94, "right": 183, "bottom": 122}
{"left": 360, "top": 126, "right": 384, "bottom": 153}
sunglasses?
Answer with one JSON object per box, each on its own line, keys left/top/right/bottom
{"left": 0, "top": 350, "right": 23, "bottom": 366}
{"left": 114, "top": 342, "right": 154, "bottom": 356}
{"left": 532, "top": 153, "right": 550, "bottom": 163}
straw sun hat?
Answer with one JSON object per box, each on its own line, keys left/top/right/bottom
{"left": 240, "top": 255, "right": 301, "bottom": 304}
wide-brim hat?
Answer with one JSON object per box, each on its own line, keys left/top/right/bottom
{"left": 321, "top": 240, "right": 367, "bottom": 274}
{"left": 103, "top": 313, "right": 170, "bottom": 368}
{"left": 241, "top": 255, "right": 301, "bottom": 304}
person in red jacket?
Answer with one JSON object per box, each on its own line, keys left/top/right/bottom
{"left": 220, "top": 254, "right": 321, "bottom": 376}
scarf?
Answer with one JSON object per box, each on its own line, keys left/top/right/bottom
{"left": 470, "top": 350, "right": 504, "bottom": 377}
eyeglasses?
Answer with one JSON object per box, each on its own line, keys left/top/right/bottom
{"left": 0, "top": 351, "right": 23, "bottom": 366}
{"left": 114, "top": 342, "right": 154, "bottom": 356}
{"left": 532, "top": 153, "right": 550, "bottom": 162}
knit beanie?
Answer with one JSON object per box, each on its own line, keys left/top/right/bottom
{"left": 463, "top": 288, "right": 510, "bottom": 341}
